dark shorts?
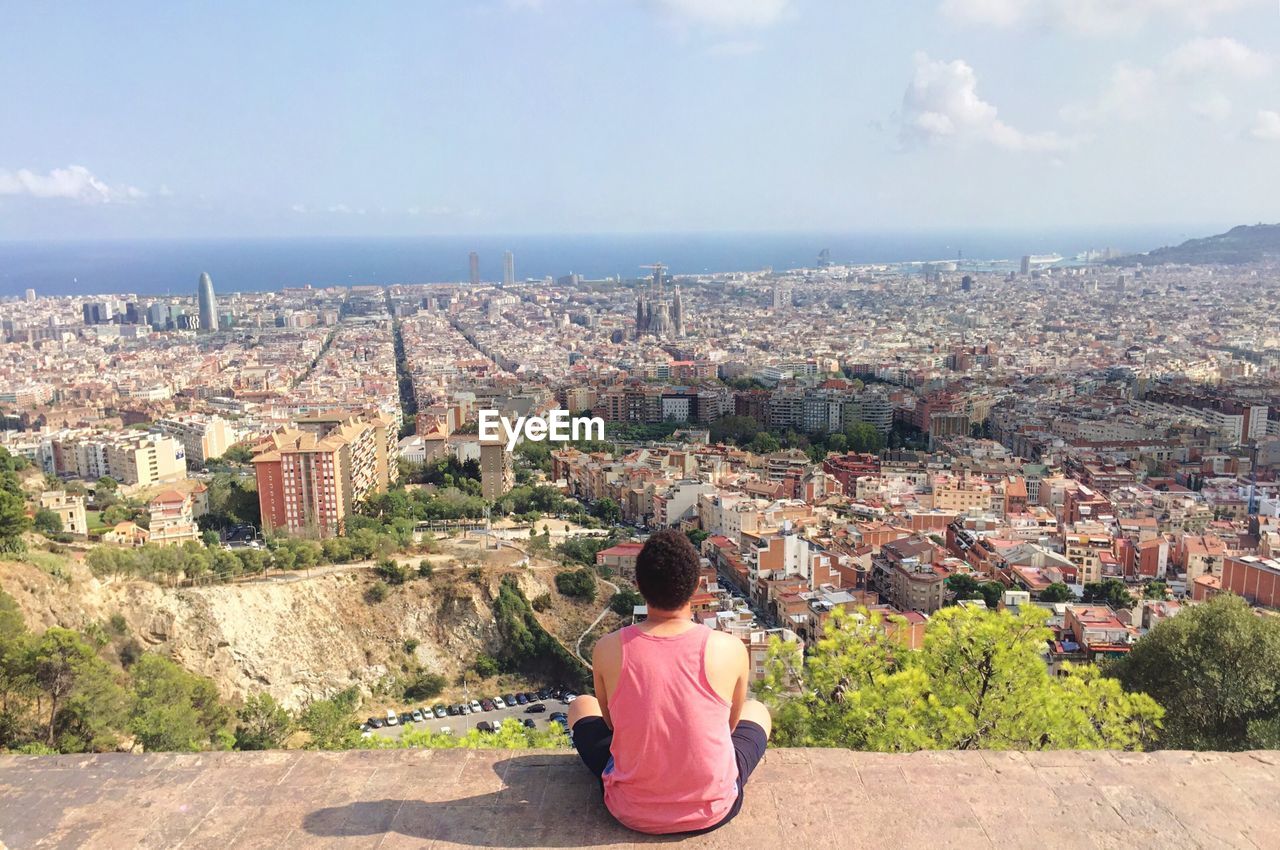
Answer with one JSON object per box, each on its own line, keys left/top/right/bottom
{"left": 571, "top": 716, "right": 769, "bottom": 835}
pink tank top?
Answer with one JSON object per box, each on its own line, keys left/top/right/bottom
{"left": 601, "top": 624, "right": 738, "bottom": 834}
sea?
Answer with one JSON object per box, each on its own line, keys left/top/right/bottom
{"left": 0, "top": 227, "right": 1204, "bottom": 298}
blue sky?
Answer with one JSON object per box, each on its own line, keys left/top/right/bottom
{"left": 2, "top": 0, "right": 1278, "bottom": 239}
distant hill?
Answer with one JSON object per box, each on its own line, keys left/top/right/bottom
{"left": 1118, "top": 224, "right": 1280, "bottom": 266}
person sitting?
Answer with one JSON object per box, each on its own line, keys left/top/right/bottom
{"left": 568, "top": 528, "right": 771, "bottom": 835}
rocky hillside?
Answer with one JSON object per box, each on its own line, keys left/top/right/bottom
{"left": 1119, "top": 223, "right": 1280, "bottom": 265}
{"left": 0, "top": 558, "right": 558, "bottom": 711}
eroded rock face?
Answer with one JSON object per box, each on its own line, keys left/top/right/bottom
{"left": 0, "top": 559, "right": 550, "bottom": 711}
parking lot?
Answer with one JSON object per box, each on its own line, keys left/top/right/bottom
{"left": 364, "top": 690, "right": 578, "bottom": 740}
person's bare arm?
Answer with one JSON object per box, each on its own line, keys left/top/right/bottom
{"left": 591, "top": 632, "right": 619, "bottom": 729}
{"left": 706, "top": 632, "right": 751, "bottom": 730}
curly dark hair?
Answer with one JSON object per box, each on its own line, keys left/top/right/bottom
{"left": 634, "top": 529, "right": 701, "bottom": 611}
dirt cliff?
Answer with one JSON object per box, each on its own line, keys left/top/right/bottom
{"left": 0, "top": 558, "right": 556, "bottom": 711}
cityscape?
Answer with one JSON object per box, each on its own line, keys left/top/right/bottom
{"left": 4, "top": 0, "right": 1280, "bottom": 847}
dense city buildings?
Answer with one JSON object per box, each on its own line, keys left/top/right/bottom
{"left": 2, "top": 248, "right": 1279, "bottom": 648}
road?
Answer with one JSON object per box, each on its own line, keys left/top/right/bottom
{"left": 365, "top": 695, "right": 576, "bottom": 740}
{"left": 575, "top": 576, "right": 620, "bottom": 669}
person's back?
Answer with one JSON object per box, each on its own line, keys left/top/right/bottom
{"left": 599, "top": 622, "right": 737, "bottom": 832}
{"left": 568, "top": 529, "right": 772, "bottom": 835}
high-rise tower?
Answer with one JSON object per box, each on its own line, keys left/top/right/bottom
{"left": 469, "top": 252, "right": 480, "bottom": 286}
{"left": 197, "top": 272, "right": 218, "bottom": 332}
{"left": 502, "top": 251, "right": 515, "bottom": 288}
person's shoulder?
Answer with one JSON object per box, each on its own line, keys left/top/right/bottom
{"left": 705, "top": 627, "right": 748, "bottom": 659}
{"left": 592, "top": 627, "right": 625, "bottom": 661}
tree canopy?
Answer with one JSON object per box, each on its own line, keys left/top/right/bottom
{"left": 761, "top": 605, "right": 1162, "bottom": 751}
{"left": 1109, "top": 593, "right": 1280, "bottom": 750}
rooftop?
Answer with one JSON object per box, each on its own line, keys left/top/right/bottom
{"left": 3, "top": 748, "right": 1278, "bottom": 849}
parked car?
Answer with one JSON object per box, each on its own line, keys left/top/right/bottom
{"left": 433, "top": 705, "right": 447, "bottom": 718}
{"left": 359, "top": 723, "right": 371, "bottom": 734}
{"left": 411, "top": 709, "right": 424, "bottom": 722}
{"left": 439, "top": 726, "right": 452, "bottom": 736}
{"left": 385, "top": 710, "right": 399, "bottom": 726}
{"left": 490, "top": 695, "right": 505, "bottom": 708}
{"left": 400, "top": 712, "right": 415, "bottom": 725}
{"left": 503, "top": 694, "right": 518, "bottom": 707}
{"left": 525, "top": 703, "right": 547, "bottom": 714}
{"left": 524, "top": 691, "right": 539, "bottom": 702}
{"left": 549, "top": 711, "right": 568, "bottom": 721}
{"left": 446, "top": 704, "right": 459, "bottom": 717}
{"left": 550, "top": 717, "right": 568, "bottom": 731}
{"left": 469, "top": 700, "right": 483, "bottom": 714}
{"left": 515, "top": 693, "right": 528, "bottom": 705}
{"left": 561, "top": 694, "right": 577, "bottom": 704}
{"left": 476, "top": 721, "right": 494, "bottom": 733}
{"left": 522, "top": 718, "right": 537, "bottom": 729}
{"left": 369, "top": 716, "right": 386, "bottom": 728}
{"left": 537, "top": 688, "right": 551, "bottom": 701}
{"left": 481, "top": 699, "right": 495, "bottom": 711}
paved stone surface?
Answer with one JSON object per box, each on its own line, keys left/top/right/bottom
{"left": 1, "top": 748, "right": 1278, "bottom": 849}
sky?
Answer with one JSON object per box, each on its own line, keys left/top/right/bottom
{"left": 1, "top": 0, "right": 1278, "bottom": 239}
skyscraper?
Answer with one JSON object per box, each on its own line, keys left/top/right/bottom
{"left": 469, "top": 252, "right": 480, "bottom": 286}
{"left": 197, "top": 272, "right": 219, "bottom": 332}
{"left": 502, "top": 251, "right": 515, "bottom": 288}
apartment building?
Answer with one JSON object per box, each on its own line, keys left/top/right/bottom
{"left": 153, "top": 414, "right": 238, "bottom": 467}
{"left": 147, "top": 490, "right": 201, "bottom": 546}
{"left": 45, "top": 431, "right": 187, "bottom": 486}
{"left": 1219, "top": 556, "right": 1280, "bottom": 608}
{"left": 253, "top": 411, "right": 397, "bottom": 538}
{"left": 479, "top": 438, "right": 514, "bottom": 501}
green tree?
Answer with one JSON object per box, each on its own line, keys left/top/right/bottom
{"left": 31, "top": 628, "right": 127, "bottom": 751}
{"left": 946, "top": 574, "right": 1002, "bottom": 607}
{"left": 234, "top": 692, "right": 295, "bottom": 750}
{"left": 1083, "top": 580, "right": 1135, "bottom": 609}
{"left": 1144, "top": 581, "right": 1169, "bottom": 601}
{"left": 761, "top": 605, "right": 1162, "bottom": 751}
{"left": 1040, "top": 583, "right": 1074, "bottom": 603}
{"left": 685, "top": 528, "right": 709, "bottom": 549}
{"left": 375, "top": 558, "right": 409, "bottom": 585}
{"left": 364, "top": 581, "right": 389, "bottom": 604}
{"left": 472, "top": 654, "right": 500, "bottom": 679}
{"left": 32, "top": 508, "right": 63, "bottom": 537}
{"left": 591, "top": 498, "right": 621, "bottom": 525}
{"left": 609, "top": 589, "right": 644, "bottom": 617}
{"left": 0, "top": 589, "right": 34, "bottom": 746}
{"left": 403, "top": 671, "right": 446, "bottom": 701}
{"left": 1110, "top": 593, "right": 1280, "bottom": 750}
{"left": 0, "top": 489, "right": 30, "bottom": 554}
{"left": 749, "top": 432, "right": 780, "bottom": 454}
{"left": 299, "top": 687, "right": 362, "bottom": 750}
{"left": 555, "top": 568, "right": 597, "bottom": 601}
{"left": 128, "top": 653, "right": 231, "bottom": 752}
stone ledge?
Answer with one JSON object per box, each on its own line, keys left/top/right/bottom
{"left": 1, "top": 748, "right": 1278, "bottom": 849}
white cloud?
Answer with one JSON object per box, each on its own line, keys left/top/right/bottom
{"left": 1065, "top": 38, "right": 1271, "bottom": 125}
{"left": 901, "top": 53, "right": 1073, "bottom": 153}
{"left": 0, "top": 164, "right": 143, "bottom": 203}
{"left": 1251, "top": 110, "right": 1280, "bottom": 141}
{"left": 1164, "top": 37, "right": 1271, "bottom": 80}
{"left": 648, "top": 0, "right": 790, "bottom": 29}
{"left": 941, "top": 0, "right": 1266, "bottom": 36}
{"left": 1061, "top": 63, "right": 1160, "bottom": 123}
{"left": 1190, "top": 92, "right": 1234, "bottom": 122}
